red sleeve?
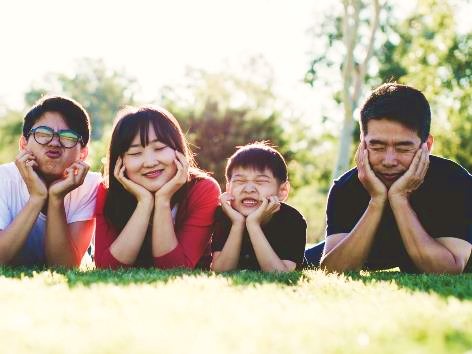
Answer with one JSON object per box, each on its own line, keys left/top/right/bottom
{"left": 94, "top": 183, "right": 131, "bottom": 269}
{"left": 153, "top": 177, "right": 221, "bottom": 269}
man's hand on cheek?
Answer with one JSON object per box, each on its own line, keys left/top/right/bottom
{"left": 49, "top": 161, "right": 90, "bottom": 200}
{"left": 15, "top": 150, "right": 48, "bottom": 201}
{"left": 388, "top": 143, "right": 429, "bottom": 201}
{"left": 246, "top": 195, "right": 280, "bottom": 226}
{"left": 356, "top": 142, "right": 387, "bottom": 204}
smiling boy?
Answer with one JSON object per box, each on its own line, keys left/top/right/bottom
{"left": 211, "top": 142, "right": 307, "bottom": 272}
{"left": 315, "top": 83, "right": 472, "bottom": 274}
{"left": 0, "top": 96, "right": 100, "bottom": 267}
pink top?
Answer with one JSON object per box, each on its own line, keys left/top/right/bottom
{"left": 94, "top": 177, "right": 220, "bottom": 269}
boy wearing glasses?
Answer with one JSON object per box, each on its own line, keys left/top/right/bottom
{"left": 0, "top": 96, "right": 100, "bottom": 267}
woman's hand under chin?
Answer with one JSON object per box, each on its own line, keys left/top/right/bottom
{"left": 115, "top": 156, "right": 154, "bottom": 206}
{"left": 154, "top": 150, "right": 189, "bottom": 205}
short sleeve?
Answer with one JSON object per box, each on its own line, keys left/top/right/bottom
{"left": 273, "top": 209, "right": 307, "bottom": 266}
{"left": 68, "top": 172, "right": 101, "bottom": 223}
{"left": 0, "top": 185, "right": 12, "bottom": 230}
{"left": 211, "top": 207, "right": 231, "bottom": 252}
{"left": 325, "top": 181, "right": 349, "bottom": 236}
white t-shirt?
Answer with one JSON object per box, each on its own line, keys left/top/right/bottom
{"left": 0, "top": 162, "right": 101, "bottom": 266}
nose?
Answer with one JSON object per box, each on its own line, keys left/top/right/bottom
{"left": 47, "top": 133, "right": 61, "bottom": 147}
{"left": 142, "top": 150, "right": 158, "bottom": 167}
{"left": 381, "top": 148, "right": 398, "bottom": 167}
{"left": 242, "top": 181, "right": 257, "bottom": 193}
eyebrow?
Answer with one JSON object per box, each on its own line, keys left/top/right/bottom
{"left": 232, "top": 174, "right": 272, "bottom": 179}
{"left": 129, "top": 139, "right": 160, "bottom": 148}
{"left": 368, "top": 139, "right": 416, "bottom": 147}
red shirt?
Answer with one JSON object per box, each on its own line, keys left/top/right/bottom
{"left": 94, "top": 177, "right": 220, "bottom": 269}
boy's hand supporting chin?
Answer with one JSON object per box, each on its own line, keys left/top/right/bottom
{"left": 220, "top": 192, "right": 245, "bottom": 224}
{"left": 246, "top": 196, "right": 281, "bottom": 226}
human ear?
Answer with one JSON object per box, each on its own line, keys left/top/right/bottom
{"left": 79, "top": 146, "right": 89, "bottom": 161}
{"left": 425, "top": 134, "right": 434, "bottom": 152}
{"left": 277, "top": 181, "right": 290, "bottom": 202}
{"left": 19, "top": 135, "right": 28, "bottom": 151}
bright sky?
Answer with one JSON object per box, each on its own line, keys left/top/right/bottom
{"left": 1, "top": 1, "right": 470, "bottom": 124}
{"left": 0, "top": 0, "right": 333, "bottom": 122}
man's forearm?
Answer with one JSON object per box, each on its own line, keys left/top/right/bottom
{"left": 45, "top": 197, "right": 78, "bottom": 267}
{"left": 390, "top": 197, "right": 464, "bottom": 274}
{"left": 321, "top": 199, "right": 385, "bottom": 272}
{"left": 0, "top": 197, "right": 44, "bottom": 264}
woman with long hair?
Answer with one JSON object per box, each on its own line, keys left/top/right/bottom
{"left": 94, "top": 106, "right": 220, "bottom": 269}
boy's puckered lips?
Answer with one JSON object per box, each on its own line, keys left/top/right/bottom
{"left": 45, "top": 149, "right": 62, "bottom": 159}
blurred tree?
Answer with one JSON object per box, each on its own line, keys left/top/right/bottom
{"left": 161, "top": 62, "right": 294, "bottom": 188}
{"left": 25, "top": 58, "right": 137, "bottom": 140}
{"left": 0, "top": 110, "right": 22, "bottom": 163}
{"left": 306, "top": 0, "right": 382, "bottom": 180}
{"left": 307, "top": 0, "right": 472, "bottom": 176}
{"left": 375, "top": 0, "right": 472, "bottom": 171}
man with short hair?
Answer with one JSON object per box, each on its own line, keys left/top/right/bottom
{"left": 0, "top": 96, "right": 101, "bottom": 267}
{"left": 306, "top": 83, "right": 472, "bottom": 273}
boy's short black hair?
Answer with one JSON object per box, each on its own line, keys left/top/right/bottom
{"left": 225, "top": 142, "right": 288, "bottom": 183}
{"left": 360, "top": 83, "right": 431, "bottom": 142}
{"left": 23, "top": 95, "right": 91, "bottom": 146}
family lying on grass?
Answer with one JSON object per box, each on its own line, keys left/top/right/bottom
{"left": 0, "top": 83, "right": 471, "bottom": 274}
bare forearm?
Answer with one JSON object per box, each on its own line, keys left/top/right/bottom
{"left": 246, "top": 222, "right": 292, "bottom": 272}
{"left": 0, "top": 197, "right": 44, "bottom": 264}
{"left": 321, "top": 199, "right": 384, "bottom": 272}
{"left": 390, "top": 197, "right": 463, "bottom": 274}
{"left": 211, "top": 222, "right": 245, "bottom": 272}
{"left": 109, "top": 201, "right": 153, "bottom": 265}
{"left": 45, "top": 197, "right": 78, "bottom": 267}
{"left": 152, "top": 199, "right": 178, "bottom": 257}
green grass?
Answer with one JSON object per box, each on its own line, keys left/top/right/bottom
{"left": 1, "top": 267, "right": 472, "bottom": 354}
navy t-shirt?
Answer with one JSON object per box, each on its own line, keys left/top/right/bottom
{"left": 326, "top": 155, "right": 472, "bottom": 272}
{"left": 212, "top": 203, "right": 307, "bottom": 270}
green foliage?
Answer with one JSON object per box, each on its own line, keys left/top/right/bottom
{"left": 162, "top": 66, "right": 295, "bottom": 189}
{"left": 25, "top": 58, "right": 137, "bottom": 140}
{"left": 0, "top": 110, "right": 22, "bottom": 163}
{"left": 374, "top": 0, "right": 472, "bottom": 170}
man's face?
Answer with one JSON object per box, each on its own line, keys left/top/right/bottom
{"left": 227, "top": 167, "right": 287, "bottom": 216}
{"left": 364, "top": 119, "right": 431, "bottom": 187}
{"left": 20, "top": 111, "right": 87, "bottom": 181}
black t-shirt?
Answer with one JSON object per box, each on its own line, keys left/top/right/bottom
{"left": 212, "top": 203, "right": 307, "bottom": 270}
{"left": 326, "top": 155, "right": 472, "bottom": 272}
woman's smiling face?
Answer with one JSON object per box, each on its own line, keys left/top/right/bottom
{"left": 122, "top": 123, "right": 177, "bottom": 192}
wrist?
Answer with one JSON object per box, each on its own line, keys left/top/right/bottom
{"left": 48, "top": 193, "right": 65, "bottom": 205}
{"left": 369, "top": 196, "right": 386, "bottom": 209}
{"left": 388, "top": 193, "right": 409, "bottom": 207}
{"left": 155, "top": 197, "right": 171, "bottom": 208}
{"left": 232, "top": 218, "right": 246, "bottom": 228}
{"left": 246, "top": 218, "right": 262, "bottom": 228}
{"left": 137, "top": 197, "right": 154, "bottom": 210}
{"left": 28, "top": 195, "right": 47, "bottom": 207}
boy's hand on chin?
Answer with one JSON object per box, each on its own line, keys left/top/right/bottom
{"left": 15, "top": 150, "right": 48, "bottom": 201}
{"left": 49, "top": 161, "right": 89, "bottom": 200}
{"left": 246, "top": 195, "right": 280, "bottom": 226}
{"left": 220, "top": 192, "right": 245, "bottom": 224}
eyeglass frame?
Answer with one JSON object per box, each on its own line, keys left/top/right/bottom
{"left": 27, "top": 125, "right": 84, "bottom": 149}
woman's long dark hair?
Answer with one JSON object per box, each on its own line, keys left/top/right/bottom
{"left": 103, "top": 106, "right": 206, "bottom": 266}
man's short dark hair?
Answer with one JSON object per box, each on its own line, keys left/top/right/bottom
{"left": 23, "top": 95, "right": 91, "bottom": 146}
{"left": 225, "top": 142, "right": 288, "bottom": 183}
{"left": 360, "top": 83, "right": 431, "bottom": 142}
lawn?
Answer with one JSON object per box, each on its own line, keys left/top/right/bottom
{"left": 1, "top": 267, "right": 472, "bottom": 354}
